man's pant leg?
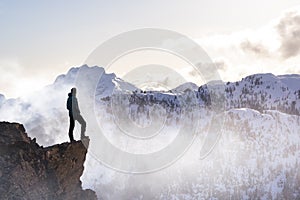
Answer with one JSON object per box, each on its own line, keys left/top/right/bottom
{"left": 76, "top": 114, "right": 86, "bottom": 139}
{"left": 68, "top": 115, "right": 75, "bottom": 142}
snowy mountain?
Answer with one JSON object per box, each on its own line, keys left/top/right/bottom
{"left": 171, "top": 82, "right": 199, "bottom": 93}
{"left": 54, "top": 64, "right": 137, "bottom": 98}
{"left": 223, "top": 73, "right": 300, "bottom": 115}
{"left": 98, "top": 72, "right": 300, "bottom": 128}
{"left": 0, "top": 65, "right": 299, "bottom": 199}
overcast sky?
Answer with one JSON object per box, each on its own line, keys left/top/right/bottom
{"left": 0, "top": 0, "right": 300, "bottom": 98}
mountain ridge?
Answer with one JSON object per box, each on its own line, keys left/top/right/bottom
{"left": 0, "top": 65, "right": 299, "bottom": 146}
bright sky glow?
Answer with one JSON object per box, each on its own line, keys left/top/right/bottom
{"left": 0, "top": 0, "right": 299, "bottom": 98}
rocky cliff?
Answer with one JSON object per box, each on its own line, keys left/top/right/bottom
{"left": 0, "top": 121, "right": 97, "bottom": 200}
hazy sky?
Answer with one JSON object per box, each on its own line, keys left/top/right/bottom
{"left": 0, "top": 0, "right": 300, "bottom": 98}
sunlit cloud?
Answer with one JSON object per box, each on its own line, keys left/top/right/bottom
{"left": 0, "top": 58, "right": 73, "bottom": 98}
{"left": 196, "top": 6, "right": 300, "bottom": 82}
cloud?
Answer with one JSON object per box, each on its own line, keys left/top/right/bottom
{"left": 277, "top": 10, "right": 300, "bottom": 59}
{"left": 0, "top": 67, "right": 78, "bottom": 146}
{"left": 213, "top": 59, "right": 228, "bottom": 71}
{"left": 240, "top": 40, "right": 270, "bottom": 58}
{"left": 197, "top": 6, "right": 300, "bottom": 82}
{"left": 0, "top": 59, "right": 58, "bottom": 98}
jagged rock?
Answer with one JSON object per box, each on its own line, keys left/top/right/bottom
{"left": 0, "top": 122, "right": 97, "bottom": 200}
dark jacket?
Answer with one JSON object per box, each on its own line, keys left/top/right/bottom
{"left": 67, "top": 93, "right": 80, "bottom": 116}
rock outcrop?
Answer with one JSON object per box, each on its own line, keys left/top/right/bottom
{"left": 0, "top": 121, "right": 97, "bottom": 200}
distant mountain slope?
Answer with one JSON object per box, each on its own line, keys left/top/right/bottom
{"left": 153, "top": 108, "right": 300, "bottom": 200}
{"left": 196, "top": 73, "right": 300, "bottom": 115}
{"left": 86, "top": 108, "right": 300, "bottom": 199}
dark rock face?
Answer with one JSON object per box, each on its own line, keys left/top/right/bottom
{"left": 0, "top": 122, "right": 97, "bottom": 200}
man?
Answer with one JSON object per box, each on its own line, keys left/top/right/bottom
{"left": 67, "top": 88, "right": 86, "bottom": 142}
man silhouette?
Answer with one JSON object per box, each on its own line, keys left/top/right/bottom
{"left": 67, "top": 88, "right": 86, "bottom": 142}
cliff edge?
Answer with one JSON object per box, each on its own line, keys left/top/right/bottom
{"left": 0, "top": 121, "right": 97, "bottom": 200}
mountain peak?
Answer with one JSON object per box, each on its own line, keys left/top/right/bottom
{"left": 172, "top": 82, "right": 199, "bottom": 92}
